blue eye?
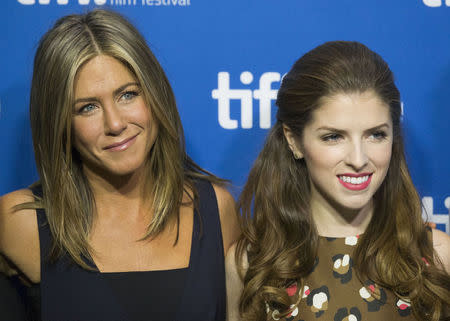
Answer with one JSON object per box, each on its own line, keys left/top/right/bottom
{"left": 370, "top": 131, "right": 387, "bottom": 141}
{"left": 120, "top": 91, "right": 139, "bottom": 101}
{"left": 322, "top": 133, "right": 342, "bottom": 142}
{"left": 78, "top": 104, "right": 97, "bottom": 114}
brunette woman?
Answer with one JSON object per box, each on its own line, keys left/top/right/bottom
{"left": 226, "top": 41, "right": 449, "bottom": 321}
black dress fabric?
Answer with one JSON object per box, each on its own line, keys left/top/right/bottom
{"left": 101, "top": 268, "right": 188, "bottom": 321}
{"left": 0, "top": 274, "right": 29, "bottom": 321}
{"left": 31, "top": 179, "right": 226, "bottom": 321}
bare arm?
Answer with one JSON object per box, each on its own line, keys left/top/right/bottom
{"left": 213, "top": 184, "right": 241, "bottom": 256}
{"left": 0, "top": 189, "right": 40, "bottom": 283}
{"left": 432, "top": 228, "right": 450, "bottom": 272}
{"left": 226, "top": 243, "right": 245, "bottom": 321}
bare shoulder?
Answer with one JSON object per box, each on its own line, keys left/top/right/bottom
{"left": 1, "top": 188, "right": 35, "bottom": 205}
{"left": 0, "top": 189, "right": 40, "bottom": 283}
{"left": 432, "top": 228, "right": 450, "bottom": 272}
{"left": 0, "top": 189, "right": 36, "bottom": 228}
{"left": 212, "top": 184, "right": 241, "bottom": 256}
{"left": 225, "top": 243, "right": 244, "bottom": 294}
{"left": 225, "top": 242, "right": 248, "bottom": 278}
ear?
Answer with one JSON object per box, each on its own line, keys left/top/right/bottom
{"left": 282, "top": 124, "right": 303, "bottom": 159}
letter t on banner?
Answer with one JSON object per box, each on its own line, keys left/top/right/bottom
{"left": 212, "top": 72, "right": 253, "bottom": 129}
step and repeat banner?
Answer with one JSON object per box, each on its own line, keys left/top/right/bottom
{"left": 1, "top": 0, "right": 449, "bottom": 232}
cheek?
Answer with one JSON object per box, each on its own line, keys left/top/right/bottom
{"left": 369, "top": 143, "right": 393, "bottom": 170}
{"left": 138, "top": 105, "right": 157, "bottom": 137}
{"left": 72, "top": 119, "right": 101, "bottom": 151}
{"left": 132, "top": 98, "right": 151, "bottom": 119}
{"left": 303, "top": 144, "right": 345, "bottom": 172}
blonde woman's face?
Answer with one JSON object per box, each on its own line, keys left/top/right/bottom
{"left": 286, "top": 91, "right": 393, "bottom": 212}
{"left": 72, "top": 55, "right": 157, "bottom": 178}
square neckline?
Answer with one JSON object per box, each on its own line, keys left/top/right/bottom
{"left": 83, "top": 207, "right": 198, "bottom": 275}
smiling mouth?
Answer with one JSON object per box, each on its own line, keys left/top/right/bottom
{"left": 104, "top": 134, "right": 138, "bottom": 151}
{"left": 337, "top": 174, "right": 372, "bottom": 191}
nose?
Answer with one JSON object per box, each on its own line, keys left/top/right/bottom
{"left": 103, "top": 103, "right": 127, "bottom": 135}
{"left": 345, "top": 140, "right": 369, "bottom": 171}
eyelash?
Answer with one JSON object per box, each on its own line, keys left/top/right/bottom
{"left": 321, "top": 133, "right": 342, "bottom": 142}
{"left": 370, "top": 130, "right": 387, "bottom": 141}
{"left": 321, "top": 131, "right": 388, "bottom": 142}
{"left": 78, "top": 103, "right": 97, "bottom": 114}
{"left": 119, "top": 90, "right": 140, "bottom": 101}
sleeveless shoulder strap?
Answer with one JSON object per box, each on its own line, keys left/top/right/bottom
{"left": 29, "top": 185, "right": 130, "bottom": 321}
{"left": 175, "top": 178, "right": 226, "bottom": 321}
{"left": 194, "top": 179, "right": 220, "bottom": 235}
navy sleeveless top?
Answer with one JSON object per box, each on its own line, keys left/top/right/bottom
{"left": 31, "top": 179, "right": 226, "bottom": 321}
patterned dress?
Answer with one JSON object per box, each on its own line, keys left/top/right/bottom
{"left": 267, "top": 235, "right": 417, "bottom": 321}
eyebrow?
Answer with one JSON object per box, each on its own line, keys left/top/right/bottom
{"left": 316, "top": 123, "right": 391, "bottom": 133}
{"left": 73, "top": 82, "right": 140, "bottom": 105}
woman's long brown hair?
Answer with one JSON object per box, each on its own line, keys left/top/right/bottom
{"left": 236, "top": 41, "right": 450, "bottom": 321}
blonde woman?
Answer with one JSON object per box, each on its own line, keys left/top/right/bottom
{"left": 226, "top": 41, "right": 449, "bottom": 321}
{"left": 0, "top": 10, "right": 239, "bottom": 321}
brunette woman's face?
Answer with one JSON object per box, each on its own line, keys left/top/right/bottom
{"left": 72, "top": 55, "right": 158, "bottom": 178}
{"left": 285, "top": 91, "right": 393, "bottom": 212}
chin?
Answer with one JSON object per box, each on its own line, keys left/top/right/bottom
{"left": 83, "top": 158, "right": 147, "bottom": 180}
{"left": 107, "top": 164, "right": 146, "bottom": 177}
{"left": 337, "top": 196, "right": 373, "bottom": 212}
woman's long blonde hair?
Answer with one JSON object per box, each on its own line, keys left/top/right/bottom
{"left": 236, "top": 41, "right": 450, "bottom": 321}
{"left": 24, "top": 9, "right": 222, "bottom": 269}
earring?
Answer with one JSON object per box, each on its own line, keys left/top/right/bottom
{"left": 293, "top": 151, "right": 301, "bottom": 160}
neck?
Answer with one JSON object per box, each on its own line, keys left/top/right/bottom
{"left": 82, "top": 165, "right": 152, "bottom": 220}
{"left": 310, "top": 187, "right": 373, "bottom": 238}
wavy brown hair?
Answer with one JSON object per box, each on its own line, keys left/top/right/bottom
{"left": 236, "top": 41, "right": 450, "bottom": 320}
{"left": 19, "top": 9, "right": 223, "bottom": 269}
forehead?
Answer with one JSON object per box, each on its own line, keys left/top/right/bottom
{"left": 308, "top": 91, "right": 392, "bottom": 129}
{"left": 74, "top": 55, "right": 136, "bottom": 97}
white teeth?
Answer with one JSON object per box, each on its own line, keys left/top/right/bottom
{"left": 339, "top": 175, "right": 369, "bottom": 184}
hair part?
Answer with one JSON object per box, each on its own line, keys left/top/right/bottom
{"left": 236, "top": 41, "right": 449, "bottom": 321}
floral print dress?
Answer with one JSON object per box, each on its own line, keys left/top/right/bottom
{"left": 267, "top": 236, "right": 417, "bottom": 321}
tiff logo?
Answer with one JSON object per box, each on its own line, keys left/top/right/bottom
{"left": 422, "top": 196, "right": 450, "bottom": 234}
{"left": 423, "top": 0, "right": 450, "bottom": 6}
{"left": 212, "top": 71, "right": 280, "bottom": 129}
{"left": 18, "top": 0, "right": 107, "bottom": 4}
